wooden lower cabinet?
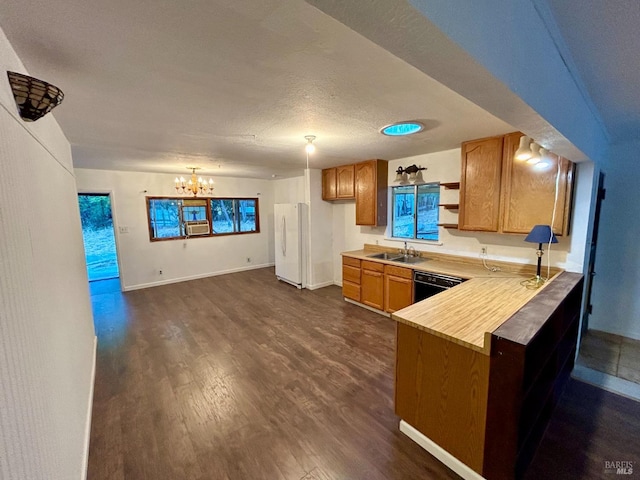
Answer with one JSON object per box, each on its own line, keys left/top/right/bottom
{"left": 342, "top": 256, "right": 361, "bottom": 301}
{"left": 360, "top": 260, "right": 384, "bottom": 310}
{"left": 384, "top": 265, "right": 413, "bottom": 313}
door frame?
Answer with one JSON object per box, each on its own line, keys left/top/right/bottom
{"left": 78, "top": 189, "right": 124, "bottom": 290}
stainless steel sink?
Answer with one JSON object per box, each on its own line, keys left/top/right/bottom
{"left": 392, "top": 255, "right": 424, "bottom": 264}
{"left": 367, "top": 252, "right": 403, "bottom": 260}
{"left": 367, "top": 252, "right": 424, "bottom": 264}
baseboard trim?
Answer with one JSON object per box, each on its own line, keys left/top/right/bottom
{"left": 306, "top": 280, "right": 335, "bottom": 290}
{"left": 344, "top": 298, "right": 390, "bottom": 317}
{"left": 572, "top": 364, "right": 640, "bottom": 403}
{"left": 123, "top": 263, "right": 275, "bottom": 291}
{"left": 82, "top": 336, "right": 97, "bottom": 480}
{"left": 399, "top": 421, "right": 485, "bottom": 480}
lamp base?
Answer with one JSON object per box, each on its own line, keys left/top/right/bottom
{"left": 520, "top": 275, "right": 546, "bottom": 290}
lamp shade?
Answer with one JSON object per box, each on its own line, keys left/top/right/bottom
{"left": 524, "top": 225, "right": 558, "bottom": 244}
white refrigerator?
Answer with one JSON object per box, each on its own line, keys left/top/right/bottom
{"left": 274, "top": 203, "right": 307, "bottom": 288}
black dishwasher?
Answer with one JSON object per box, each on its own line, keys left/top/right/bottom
{"left": 413, "top": 271, "right": 465, "bottom": 302}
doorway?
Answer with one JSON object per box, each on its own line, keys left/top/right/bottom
{"left": 78, "top": 193, "right": 120, "bottom": 283}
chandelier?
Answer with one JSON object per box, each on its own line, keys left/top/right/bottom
{"left": 174, "top": 167, "right": 214, "bottom": 196}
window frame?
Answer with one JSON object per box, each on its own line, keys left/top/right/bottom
{"left": 145, "top": 196, "right": 260, "bottom": 242}
{"left": 390, "top": 183, "right": 440, "bottom": 242}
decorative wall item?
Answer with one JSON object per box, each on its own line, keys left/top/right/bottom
{"left": 6, "top": 71, "right": 64, "bottom": 121}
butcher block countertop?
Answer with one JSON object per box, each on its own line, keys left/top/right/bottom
{"left": 390, "top": 276, "right": 555, "bottom": 354}
{"left": 342, "top": 246, "right": 560, "bottom": 355}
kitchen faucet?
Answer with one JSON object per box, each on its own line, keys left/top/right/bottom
{"left": 400, "top": 241, "right": 416, "bottom": 257}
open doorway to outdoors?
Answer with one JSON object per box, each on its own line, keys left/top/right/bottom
{"left": 78, "top": 193, "right": 120, "bottom": 293}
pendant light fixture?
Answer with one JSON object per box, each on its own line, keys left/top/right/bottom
{"left": 304, "top": 135, "right": 316, "bottom": 154}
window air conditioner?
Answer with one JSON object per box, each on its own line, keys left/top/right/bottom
{"left": 185, "top": 221, "right": 210, "bottom": 236}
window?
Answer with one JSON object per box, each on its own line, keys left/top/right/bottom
{"left": 146, "top": 197, "right": 260, "bottom": 241}
{"left": 148, "top": 198, "right": 183, "bottom": 239}
{"left": 210, "top": 198, "right": 258, "bottom": 234}
{"left": 391, "top": 183, "right": 439, "bottom": 241}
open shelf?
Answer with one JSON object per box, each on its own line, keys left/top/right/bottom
{"left": 438, "top": 203, "right": 459, "bottom": 210}
{"left": 437, "top": 223, "right": 459, "bottom": 229}
{"left": 440, "top": 182, "right": 460, "bottom": 189}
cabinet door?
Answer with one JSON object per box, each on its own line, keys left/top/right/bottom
{"left": 384, "top": 268, "right": 413, "bottom": 313}
{"left": 459, "top": 136, "right": 503, "bottom": 232}
{"left": 355, "top": 160, "right": 388, "bottom": 226}
{"left": 322, "top": 168, "right": 337, "bottom": 201}
{"left": 500, "top": 132, "right": 574, "bottom": 235}
{"left": 361, "top": 269, "right": 384, "bottom": 310}
{"left": 336, "top": 165, "right": 355, "bottom": 199}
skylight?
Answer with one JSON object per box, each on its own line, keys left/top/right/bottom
{"left": 381, "top": 122, "right": 425, "bottom": 136}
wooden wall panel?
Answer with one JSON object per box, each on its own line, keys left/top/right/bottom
{"left": 395, "top": 323, "right": 490, "bottom": 473}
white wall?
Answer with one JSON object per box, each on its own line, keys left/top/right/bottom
{"left": 0, "top": 28, "right": 96, "bottom": 480}
{"left": 331, "top": 149, "right": 593, "bottom": 284}
{"left": 305, "top": 169, "right": 334, "bottom": 288}
{"left": 590, "top": 140, "right": 640, "bottom": 339}
{"left": 74, "top": 168, "right": 275, "bottom": 290}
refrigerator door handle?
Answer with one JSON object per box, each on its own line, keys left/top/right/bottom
{"left": 281, "top": 216, "right": 286, "bottom": 256}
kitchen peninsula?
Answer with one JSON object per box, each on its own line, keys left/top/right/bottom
{"left": 341, "top": 246, "right": 584, "bottom": 480}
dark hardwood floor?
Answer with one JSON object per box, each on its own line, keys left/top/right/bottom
{"left": 88, "top": 267, "right": 640, "bottom": 479}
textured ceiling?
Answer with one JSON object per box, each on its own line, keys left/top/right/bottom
{"left": 544, "top": 0, "right": 640, "bottom": 141}
{"left": 0, "top": 0, "right": 514, "bottom": 179}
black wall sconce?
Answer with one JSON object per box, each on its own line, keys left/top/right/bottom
{"left": 395, "top": 164, "right": 426, "bottom": 183}
{"left": 6, "top": 71, "right": 64, "bottom": 122}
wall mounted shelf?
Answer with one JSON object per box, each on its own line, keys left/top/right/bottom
{"left": 438, "top": 204, "right": 459, "bottom": 210}
{"left": 440, "top": 182, "right": 460, "bottom": 189}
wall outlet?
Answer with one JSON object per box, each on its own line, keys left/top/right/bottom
{"left": 118, "top": 226, "right": 129, "bottom": 234}
{"left": 159, "top": 270, "right": 163, "bottom": 275}
{"left": 481, "top": 246, "right": 487, "bottom": 255}
{"left": 246, "top": 257, "right": 251, "bottom": 263}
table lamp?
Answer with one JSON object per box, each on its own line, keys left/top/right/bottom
{"left": 524, "top": 224, "right": 558, "bottom": 288}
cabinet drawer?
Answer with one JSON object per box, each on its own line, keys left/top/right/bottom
{"left": 384, "top": 264, "right": 413, "bottom": 279}
{"left": 343, "top": 281, "right": 360, "bottom": 302}
{"left": 342, "top": 256, "right": 361, "bottom": 268}
{"left": 361, "top": 260, "right": 384, "bottom": 272}
{"left": 343, "top": 265, "right": 361, "bottom": 285}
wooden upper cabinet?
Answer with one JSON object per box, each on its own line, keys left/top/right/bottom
{"left": 355, "top": 159, "right": 388, "bottom": 226}
{"left": 459, "top": 136, "right": 504, "bottom": 232}
{"left": 336, "top": 165, "right": 355, "bottom": 199}
{"left": 460, "top": 132, "right": 575, "bottom": 236}
{"left": 322, "top": 168, "right": 337, "bottom": 201}
{"left": 500, "top": 132, "right": 574, "bottom": 235}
